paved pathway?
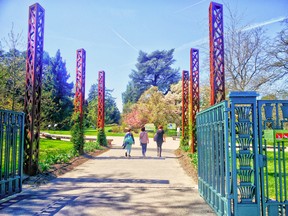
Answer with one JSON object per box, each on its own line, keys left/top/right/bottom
{"left": 0, "top": 136, "right": 215, "bottom": 216}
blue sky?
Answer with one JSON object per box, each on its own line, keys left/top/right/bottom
{"left": 0, "top": 0, "right": 287, "bottom": 111}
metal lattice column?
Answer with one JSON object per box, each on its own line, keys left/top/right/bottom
{"left": 209, "top": 2, "right": 225, "bottom": 105}
{"left": 74, "top": 49, "right": 86, "bottom": 121}
{"left": 190, "top": 48, "right": 200, "bottom": 153}
{"left": 23, "top": 3, "right": 45, "bottom": 176}
{"left": 182, "top": 70, "right": 189, "bottom": 141}
{"left": 97, "top": 71, "right": 105, "bottom": 129}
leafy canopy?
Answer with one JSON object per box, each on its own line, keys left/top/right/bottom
{"left": 87, "top": 84, "right": 121, "bottom": 127}
{"left": 122, "top": 49, "right": 180, "bottom": 105}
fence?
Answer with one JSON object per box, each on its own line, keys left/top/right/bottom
{"left": 197, "top": 92, "right": 288, "bottom": 216}
{"left": 0, "top": 109, "right": 25, "bottom": 199}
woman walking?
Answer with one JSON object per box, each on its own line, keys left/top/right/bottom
{"left": 155, "top": 125, "right": 166, "bottom": 157}
{"left": 123, "top": 128, "right": 135, "bottom": 157}
{"left": 139, "top": 127, "right": 149, "bottom": 157}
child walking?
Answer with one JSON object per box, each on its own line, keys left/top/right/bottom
{"left": 139, "top": 127, "right": 149, "bottom": 157}
{"left": 123, "top": 128, "right": 135, "bottom": 157}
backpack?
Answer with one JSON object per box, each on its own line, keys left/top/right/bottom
{"left": 124, "top": 134, "right": 134, "bottom": 145}
{"left": 153, "top": 133, "right": 158, "bottom": 142}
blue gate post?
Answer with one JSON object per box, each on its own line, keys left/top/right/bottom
{"left": 229, "top": 92, "right": 261, "bottom": 216}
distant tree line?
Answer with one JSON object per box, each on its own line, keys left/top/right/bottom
{"left": 0, "top": 29, "right": 120, "bottom": 130}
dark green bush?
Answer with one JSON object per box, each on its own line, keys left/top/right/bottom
{"left": 188, "top": 152, "right": 198, "bottom": 167}
{"left": 71, "top": 112, "right": 85, "bottom": 155}
{"left": 97, "top": 128, "right": 107, "bottom": 146}
{"left": 84, "top": 141, "right": 103, "bottom": 152}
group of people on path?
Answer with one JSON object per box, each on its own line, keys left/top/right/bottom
{"left": 123, "top": 125, "right": 166, "bottom": 158}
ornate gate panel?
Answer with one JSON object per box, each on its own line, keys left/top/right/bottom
{"left": 258, "top": 101, "right": 288, "bottom": 215}
{"left": 197, "top": 101, "right": 230, "bottom": 216}
{"left": 0, "top": 110, "right": 25, "bottom": 199}
{"left": 197, "top": 92, "right": 288, "bottom": 216}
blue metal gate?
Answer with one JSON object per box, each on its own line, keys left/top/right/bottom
{"left": 0, "top": 109, "right": 25, "bottom": 199}
{"left": 197, "top": 100, "right": 230, "bottom": 215}
{"left": 258, "top": 101, "right": 288, "bottom": 215}
{"left": 197, "top": 92, "right": 288, "bottom": 216}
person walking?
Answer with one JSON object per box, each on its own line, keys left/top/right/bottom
{"left": 123, "top": 128, "right": 135, "bottom": 157}
{"left": 155, "top": 125, "right": 166, "bottom": 157}
{"left": 139, "top": 126, "right": 149, "bottom": 157}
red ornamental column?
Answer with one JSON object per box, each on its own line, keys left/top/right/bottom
{"left": 209, "top": 2, "right": 225, "bottom": 105}
{"left": 190, "top": 48, "right": 200, "bottom": 153}
{"left": 74, "top": 49, "right": 86, "bottom": 121}
{"left": 97, "top": 71, "right": 105, "bottom": 129}
{"left": 182, "top": 70, "right": 189, "bottom": 142}
{"left": 23, "top": 3, "right": 45, "bottom": 175}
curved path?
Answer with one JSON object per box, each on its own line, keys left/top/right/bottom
{"left": 0, "top": 137, "right": 215, "bottom": 216}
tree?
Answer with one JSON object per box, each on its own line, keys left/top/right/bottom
{"left": 123, "top": 86, "right": 182, "bottom": 129}
{"left": 266, "top": 20, "right": 288, "bottom": 97}
{"left": 224, "top": 6, "right": 283, "bottom": 93}
{"left": 0, "top": 27, "right": 25, "bottom": 111}
{"left": 87, "top": 84, "right": 121, "bottom": 128}
{"left": 163, "top": 81, "right": 182, "bottom": 126}
{"left": 225, "top": 20, "right": 268, "bottom": 91}
{"left": 41, "top": 51, "right": 57, "bottom": 128}
{"left": 41, "top": 50, "right": 74, "bottom": 129}
{"left": 122, "top": 49, "right": 180, "bottom": 105}
{"left": 269, "top": 20, "right": 288, "bottom": 81}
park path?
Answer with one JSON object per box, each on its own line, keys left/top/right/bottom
{"left": 0, "top": 136, "right": 215, "bottom": 216}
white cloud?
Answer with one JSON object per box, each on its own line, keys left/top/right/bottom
{"left": 174, "top": 0, "right": 207, "bottom": 13}
{"left": 110, "top": 27, "right": 138, "bottom": 52}
{"left": 242, "top": 16, "right": 288, "bottom": 31}
{"left": 175, "top": 16, "right": 288, "bottom": 52}
{"left": 175, "top": 37, "right": 208, "bottom": 52}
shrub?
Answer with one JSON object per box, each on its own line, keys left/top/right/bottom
{"left": 97, "top": 128, "right": 107, "bottom": 146}
{"left": 71, "top": 112, "right": 85, "bottom": 155}
{"left": 181, "top": 144, "right": 190, "bottom": 152}
{"left": 188, "top": 152, "right": 198, "bottom": 168}
{"left": 39, "top": 150, "right": 77, "bottom": 172}
{"left": 180, "top": 136, "right": 189, "bottom": 148}
{"left": 84, "top": 141, "right": 103, "bottom": 152}
{"left": 111, "top": 125, "right": 122, "bottom": 133}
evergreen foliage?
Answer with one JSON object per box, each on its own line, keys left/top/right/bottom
{"left": 70, "top": 112, "right": 85, "bottom": 155}
{"left": 87, "top": 84, "right": 120, "bottom": 127}
{"left": 122, "top": 49, "right": 180, "bottom": 106}
{"left": 41, "top": 50, "right": 74, "bottom": 129}
{"left": 97, "top": 128, "right": 107, "bottom": 147}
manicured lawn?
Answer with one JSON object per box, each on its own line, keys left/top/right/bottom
{"left": 42, "top": 127, "right": 125, "bottom": 137}
{"left": 264, "top": 150, "right": 288, "bottom": 200}
{"left": 42, "top": 127, "right": 177, "bottom": 138}
{"left": 38, "top": 138, "right": 103, "bottom": 172}
{"left": 39, "top": 139, "right": 74, "bottom": 161}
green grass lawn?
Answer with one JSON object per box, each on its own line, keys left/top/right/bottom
{"left": 264, "top": 150, "right": 288, "bottom": 200}
{"left": 38, "top": 138, "right": 103, "bottom": 172}
{"left": 42, "top": 127, "right": 177, "bottom": 138}
{"left": 42, "top": 127, "right": 125, "bottom": 137}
